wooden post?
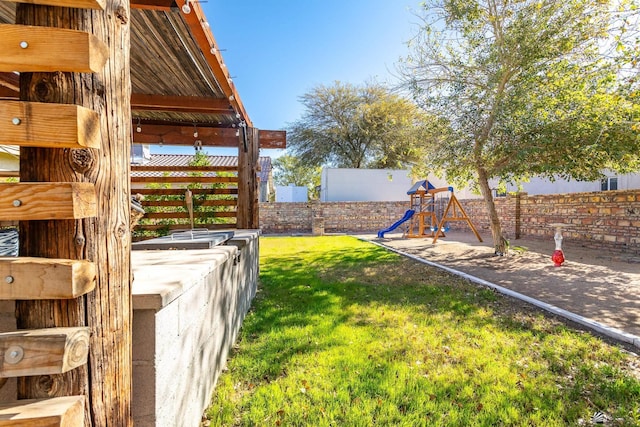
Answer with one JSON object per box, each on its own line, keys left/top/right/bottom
{"left": 237, "top": 127, "right": 259, "bottom": 229}
{"left": 15, "top": 1, "right": 132, "bottom": 425}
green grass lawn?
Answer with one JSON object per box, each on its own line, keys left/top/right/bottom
{"left": 204, "top": 236, "right": 640, "bottom": 426}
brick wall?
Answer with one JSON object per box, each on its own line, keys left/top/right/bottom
{"left": 260, "top": 189, "right": 640, "bottom": 255}
{"left": 519, "top": 191, "right": 640, "bottom": 252}
{"left": 260, "top": 201, "right": 407, "bottom": 234}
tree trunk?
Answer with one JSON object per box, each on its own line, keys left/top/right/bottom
{"left": 476, "top": 166, "right": 507, "bottom": 255}
{"left": 16, "top": 2, "right": 132, "bottom": 425}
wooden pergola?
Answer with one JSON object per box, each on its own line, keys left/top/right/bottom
{"left": 0, "top": 0, "right": 282, "bottom": 424}
{"left": 0, "top": 0, "right": 286, "bottom": 229}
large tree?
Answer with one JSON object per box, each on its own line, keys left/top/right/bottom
{"left": 399, "top": 0, "right": 640, "bottom": 254}
{"left": 272, "top": 154, "right": 322, "bottom": 199}
{"left": 287, "top": 81, "right": 440, "bottom": 171}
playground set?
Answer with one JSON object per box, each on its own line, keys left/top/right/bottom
{"left": 377, "top": 180, "right": 482, "bottom": 244}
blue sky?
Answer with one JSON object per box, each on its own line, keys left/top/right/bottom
{"left": 154, "top": 1, "right": 423, "bottom": 156}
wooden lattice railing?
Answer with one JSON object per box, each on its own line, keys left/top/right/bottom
{"left": 131, "top": 164, "right": 238, "bottom": 238}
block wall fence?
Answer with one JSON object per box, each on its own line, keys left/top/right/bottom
{"left": 259, "top": 189, "right": 640, "bottom": 255}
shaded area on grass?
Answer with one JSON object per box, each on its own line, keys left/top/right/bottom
{"left": 206, "top": 236, "right": 640, "bottom": 427}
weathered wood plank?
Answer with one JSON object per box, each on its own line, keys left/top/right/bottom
{"left": 16, "top": 0, "right": 133, "bottom": 422}
{"left": 0, "top": 101, "right": 101, "bottom": 149}
{"left": 144, "top": 199, "right": 236, "bottom": 207}
{"left": 131, "top": 176, "right": 237, "bottom": 184}
{"left": 0, "top": 183, "right": 96, "bottom": 220}
{"left": 131, "top": 165, "right": 237, "bottom": 173}
{"left": 134, "top": 223, "right": 234, "bottom": 232}
{"left": 0, "top": 257, "right": 96, "bottom": 300}
{"left": 133, "top": 123, "right": 241, "bottom": 147}
{"left": 130, "top": 0, "right": 172, "bottom": 9}
{"left": 131, "top": 93, "right": 232, "bottom": 114}
{"left": 0, "top": 395, "right": 85, "bottom": 426}
{"left": 258, "top": 130, "right": 286, "bottom": 149}
{"left": 237, "top": 127, "right": 259, "bottom": 228}
{"left": 134, "top": 188, "right": 238, "bottom": 196}
{"left": 0, "top": 87, "right": 18, "bottom": 98}
{"left": 144, "top": 211, "right": 236, "bottom": 219}
{"left": 0, "top": 73, "right": 20, "bottom": 92}
{"left": 0, "top": 327, "right": 89, "bottom": 378}
{"left": 0, "top": 24, "right": 108, "bottom": 72}
{"left": 9, "top": 0, "right": 104, "bottom": 9}
{"left": 133, "top": 123, "right": 285, "bottom": 149}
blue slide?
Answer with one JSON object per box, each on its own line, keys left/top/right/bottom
{"left": 377, "top": 210, "right": 415, "bottom": 238}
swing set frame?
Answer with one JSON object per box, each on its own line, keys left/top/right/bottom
{"left": 405, "top": 181, "right": 483, "bottom": 244}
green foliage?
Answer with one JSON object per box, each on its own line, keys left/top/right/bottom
{"left": 205, "top": 236, "right": 640, "bottom": 426}
{"left": 287, "top": 81, "right": 441, "bottom": 173}
{"left": 400, "top": 0, "right": 640, "bottom": 251}
{"left": 272, "top": 154, "right": 321, "bottom": 199}
{"left": 188, "top": 150, "right": 211, "bottom": 168}
{"left": 186, "top": 151, "right": 237, "bottom": 226}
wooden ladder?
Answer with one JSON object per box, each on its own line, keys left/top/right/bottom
{"left": 0, "top": 0, "right": 106, "bottom": 423}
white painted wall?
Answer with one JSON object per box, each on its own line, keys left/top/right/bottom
{"left": 427, "top": 171, "right": 640, "bottom": 198}
{"left": 320, "top": 168, "right": 413, "bottom": 202}
{"left": 503, "top": 171, "right": 640, "bottom": 195}
{"left": 318, "top": 168, "right": 640, "bottom": 202}
{"left": 275, "top": 184, "right": 308, "bottom": 202}
{"left": 424, "top": 174, "right": 483, "bottom": 199}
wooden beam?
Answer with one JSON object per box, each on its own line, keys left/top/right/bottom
{"left": 9, "top": 0, "right": 104, "bottom": 8}
{"left": 131, "top": 165, "right": 237, "bottom": 172}
{"left": 0, "top": 101, "right": 101, "bottom": 149}
{"left": 0, "top": 72, "right": 19, "bottom": 98}
{"left": 133, "top": 123, "right": 240, "bottom": 147}
{"left": 133, "top": 123, "right": 285, "bottom": 149}
{"left": 237, "top": 127, "right": 259, "bottom": 228}
{"left": 133, "top": 188, "right": 237, "bottom": 196}
{"left": 0, "top": 88, "right": 18, "bottom": 98}
{"left": 130, "top": 0, "right": 173, "bottom": 9}
{"left": 0, "top": 73, "right": 19, "bottom": 92}
{"left": 0, "top": 258, "right": 96, "bottom": 300}
{"left": 0, "top": 396, "right": 85, "bottom": 426}
{"left": 131, "top": 176, "right": 237, "bottom": 184}
{"left": 0, "top": 183, "right": 97, "bottom": 220}
{"left": 134, "top": 223, "right": 233, "bottom": 232}
{"left": 131, "top": 93, "right": 234, "bottom": 115}
{"left": 0, "top": 25, "right": 108, "bottom": 73}
{"left": 144, "top": 199, "right": 236, "bottom": 207}
{"left": 0, "top": 327, "right": 89, "bottom": 378}
{"left": 16, "top": 0, "right": 132, "bottom": 422}
{"left": 144, "top": 211, "right": 236, "bottom": 219}
{"left": 258, "top": 130, "right": 286, "bottom": 149}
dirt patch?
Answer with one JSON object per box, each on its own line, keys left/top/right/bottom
{"left": 359, "top": 231, "right": 640, "bottom": 339}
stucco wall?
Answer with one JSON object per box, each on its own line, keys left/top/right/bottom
{"left": 320, "top": 168, "right": 413, "bottom": 202}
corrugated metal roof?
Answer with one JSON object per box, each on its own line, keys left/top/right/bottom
{"left": 131, "top": 154, "right": 272, "bottom": 182}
